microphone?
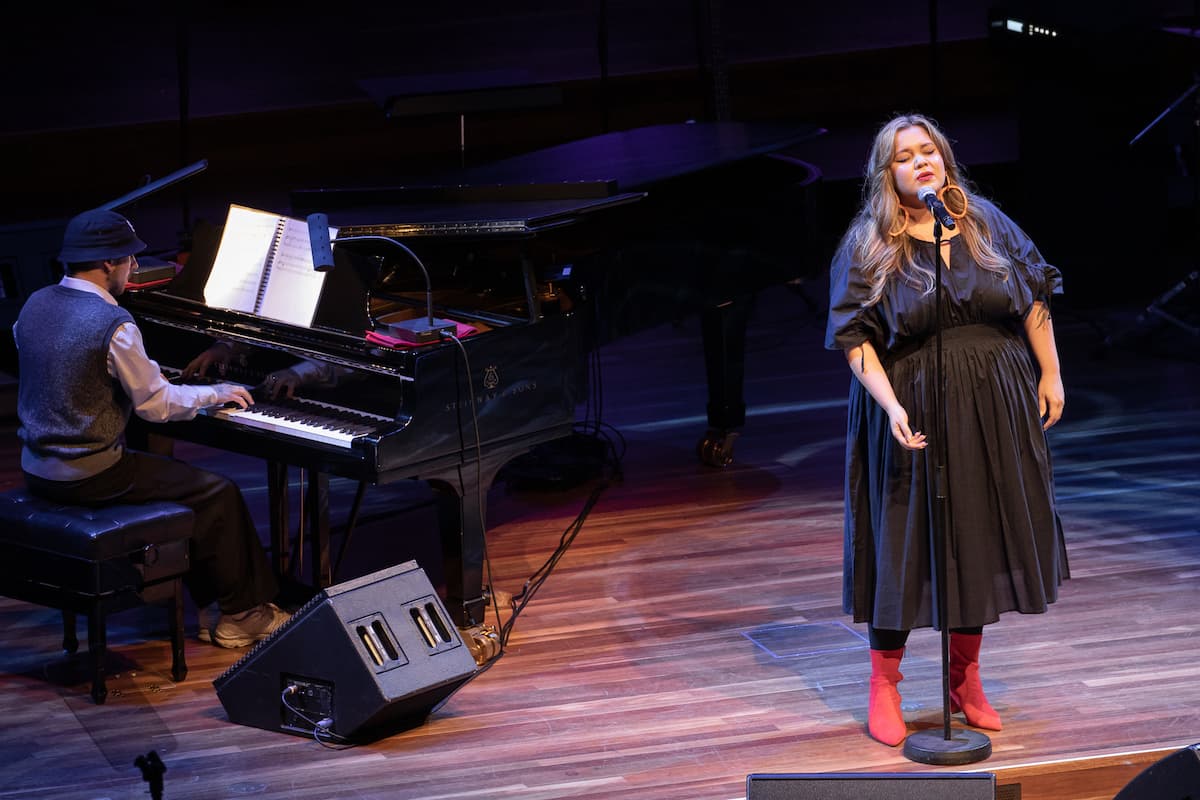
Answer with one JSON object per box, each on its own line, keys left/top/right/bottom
{"left": 917, "top": 186, "right": 956, "bottom": 230}
{"left": 305, "top": 213, "right": 456, "bottom": 344}
{"left": 307, "top": 213, "right": 337, "bottom": 272}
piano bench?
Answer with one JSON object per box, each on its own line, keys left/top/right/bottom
{"left": 0, "top": 489, "right": 194, "bottom": 704}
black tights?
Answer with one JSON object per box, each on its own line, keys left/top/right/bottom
{"left": 868, "top": 625, "right": 984, "bottom": 651}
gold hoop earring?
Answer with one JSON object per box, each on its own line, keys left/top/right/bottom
{"left": 938, "top": 184, "right": 968, "bottom": 220}
{"left": 887, "top": 206, "right": 910, "bottom": 237}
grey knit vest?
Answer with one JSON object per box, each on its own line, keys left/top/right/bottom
{"left": 15, "top": 284, "right": 134, "bottom": 475}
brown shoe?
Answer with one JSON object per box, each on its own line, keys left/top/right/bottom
{"left": 196, "top": 603, "right": 218, "bottom": 644}
{"left": 213, "top": 603, "right": 290, "bottom": 648}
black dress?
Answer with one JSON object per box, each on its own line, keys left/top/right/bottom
{"left": 825, "top": 200, "right": 1068, "bottom": 632}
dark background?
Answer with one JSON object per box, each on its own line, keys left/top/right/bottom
{"left": 3, "top": 0, "right": 1199, "bottom": 311}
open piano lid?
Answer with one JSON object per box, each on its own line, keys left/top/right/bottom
{"left": 289, "top": 120, "right": 825, "bottom": 229}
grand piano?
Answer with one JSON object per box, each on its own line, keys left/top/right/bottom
{"left": 121, "top": 120, "right": 824, "bottom": 645}
{"left": 122, "top": 196, "right": 625, "bottom": 637}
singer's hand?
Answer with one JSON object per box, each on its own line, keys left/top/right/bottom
{"left": 887, "top": 405, "right": 927, "bottom": 450}
{"left": 1038, "top": 372, "right": 1065, "bottom": 430}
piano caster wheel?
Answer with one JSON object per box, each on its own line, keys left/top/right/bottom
{"left": 697, "top": 429, "right": 739, "bottom": 468}
{"left": 461, "top": 624, "right": 502, "bottom": 666}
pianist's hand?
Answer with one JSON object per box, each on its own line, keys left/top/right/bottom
{"left": 261, "top": 368, "right": 300, "bottom": 400}
{"left": 183, "top": 341, "right": 235, "bottom": 379}
{"left": 213, "top": 383, "right": 254, "bottom": 410}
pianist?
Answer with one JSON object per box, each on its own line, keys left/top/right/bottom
{"left": 13, "top": 208, "right": 289, "bottom": 649}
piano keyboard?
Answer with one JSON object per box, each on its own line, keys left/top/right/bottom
{"left": 202, "top": 396, "right": 393, "bottom": 449}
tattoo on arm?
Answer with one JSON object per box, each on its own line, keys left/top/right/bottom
{"left": 1030, "top": 303, "right": 1051, "bottom": 329}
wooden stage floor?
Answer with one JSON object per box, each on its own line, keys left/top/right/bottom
{"left": 0, "top": 284, "right": 1197, "bottom": 799}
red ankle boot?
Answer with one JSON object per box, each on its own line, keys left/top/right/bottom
{"left": 868, "top": 648, "right": 907, "bottom": 745}
{"left": 949, "top": 632, "right": 1002, "bottom": 730}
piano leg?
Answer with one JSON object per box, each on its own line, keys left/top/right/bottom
{"left": 267, "top": 463, "right": 332, "bottom": 589}
{"left": 427, "top": 449, "right": 514, "bottom": 629}
{"left": 304, "top": 471, "right": 333, "bottom": 588}
{"left": 267, "top": 462, "right": 290, "bottom": 577}
{"left": 697, "top": 295, "right": 750, "bottom": 467}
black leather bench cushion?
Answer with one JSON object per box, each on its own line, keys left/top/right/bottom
{"left": 0, "top": 490, "right": 193, "bottom": 596}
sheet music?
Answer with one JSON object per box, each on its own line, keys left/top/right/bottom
{"left": 257, "top": 218, "right": 332, "bottom": 327}
{"left": 203, "top": 205, "right": 333, "bottom": 327}
{"left": 204, "top": 205, "right": 275, "bottom": 313}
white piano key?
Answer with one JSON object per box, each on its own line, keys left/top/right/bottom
{"left": 201, "top": 396, "right": 392, "bottom": 449}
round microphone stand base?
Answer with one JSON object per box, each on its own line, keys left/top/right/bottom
{"left": 903, "top": 728, "right": 992, "bottom": 766}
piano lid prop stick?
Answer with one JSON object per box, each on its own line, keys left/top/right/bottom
{"left": 307, "top": 213, "right": 456, "bottom": 344}
{"left": 100, "top": 159, "right": 209, "bottom": 212}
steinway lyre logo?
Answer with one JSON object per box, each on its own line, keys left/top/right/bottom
{"left": 483, "top": 365, "right": 500, "bottom": 390}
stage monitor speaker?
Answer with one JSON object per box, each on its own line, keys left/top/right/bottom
{"left": 214, "top": 560, "right": 477, "bottom": 743}
{"left": 746, "top": 772, "right": 995, "bottom": 799}
{"left": 1113, "top": 743, "right": 1200, "bottom": 800}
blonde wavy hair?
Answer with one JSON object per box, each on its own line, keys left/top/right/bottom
{"left": 843, "top": 113, "right": 1011, "bottom": 306}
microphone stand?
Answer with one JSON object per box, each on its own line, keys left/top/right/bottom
{"left": 902, "top": 215, "right": 992, "bottom": 765}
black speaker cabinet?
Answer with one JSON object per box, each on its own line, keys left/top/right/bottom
{"left": 214, "top": 561, "right": 477, "bottom": 743}
{"left": 1113, "top": 743, "right": 1200, "bottom": 800}
{"left": 746, "top": 772, "right": 995, "bottom": 799}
